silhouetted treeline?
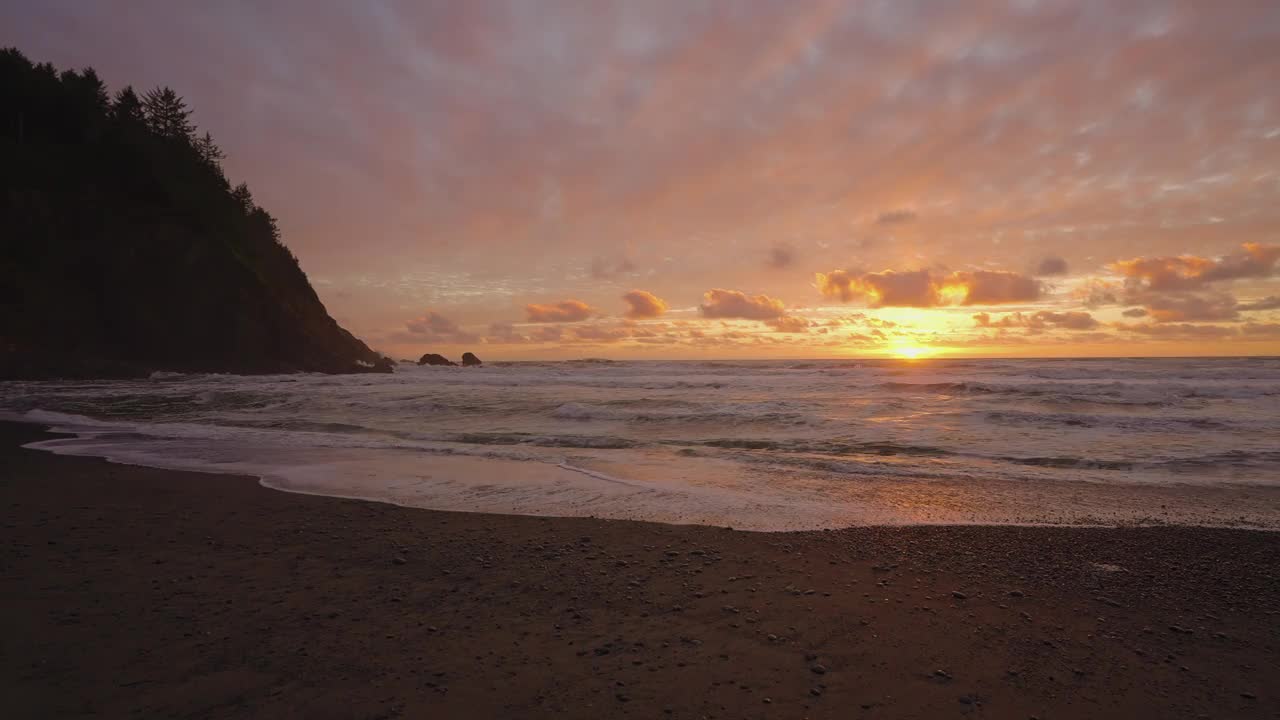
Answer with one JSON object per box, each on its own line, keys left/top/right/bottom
{"left": 0, "top": 48, "right": 391, "bottom": 377}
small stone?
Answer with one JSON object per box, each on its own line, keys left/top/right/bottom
{"left": 811, "top": 664, "right": 827, "bottom": 675}
{"left": 951, "top": 591, "right": 967, "bottom": 600}
{"left": 391, "top": 556, "right": 406, "bottom": 565}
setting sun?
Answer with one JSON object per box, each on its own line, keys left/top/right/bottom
{"left": 893, "top": 345, "right": 934, "bottom": 360}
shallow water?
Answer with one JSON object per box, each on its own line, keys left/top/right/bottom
{"left": 3, "top": 357, "right": 1279, "bottom": 530}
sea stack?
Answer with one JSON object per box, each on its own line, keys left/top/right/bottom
{"left": 461, "top": 352, "right": 482, "bottom": 367}
{"left": 417, "top": 353, "right": 457, "bottom": 366}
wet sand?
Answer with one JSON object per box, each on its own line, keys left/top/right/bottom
{"left": 2, "top": 421, "right": 1277, "bottom": 719}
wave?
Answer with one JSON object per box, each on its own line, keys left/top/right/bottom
{"left": 982, "top": 410, "right": 1243, "bottom": 432}
{"left": 695, "top": 438, "right": 949, "bottom": 457}
{"left": 691, "top": 434, "right": 1280, "bottom": 475}
{"left": 441, "top": 432, "right": 640, "bottom": 450}
{"left": 877, "top": 378, "right": 1279, "bottom": 407}
{"left": 550, "top": 402, "right": 814, "bottom": 425}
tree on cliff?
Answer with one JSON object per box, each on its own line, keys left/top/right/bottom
{"left": 141, "top": 86, "right": 194, "bottom": 140}
{"left": 0, "top": 47, "right": 391, "bottom": 377}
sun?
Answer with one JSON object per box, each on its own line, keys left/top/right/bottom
{"left": 892, "top": 345, "right": 934, "bottom": 360}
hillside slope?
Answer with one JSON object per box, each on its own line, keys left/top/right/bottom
{"left": 0, "top": 48, "right": 391, "bottom": 378}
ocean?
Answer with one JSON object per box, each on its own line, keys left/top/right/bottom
{"left": 3, "top": 357, "right": 1278, "bottom": 530}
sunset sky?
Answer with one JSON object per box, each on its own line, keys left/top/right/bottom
{"left": 6, "top": 1, "right": 1280, "bottom": 359}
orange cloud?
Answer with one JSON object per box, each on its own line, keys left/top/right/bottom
{"left": 973, "top": 311, "right": 1098, "bottom": 330}
{"left": 1074, "top": 278, "right": 1124, "bottom": 308}
{"left": 571, "top": 324, "right": 632, "bottom": 343}
{"left": 1118, "top": 323, "right": 1237, "bottom": 339}
{"left": 1142, "top": 293, "right": 1238, "bottom": 323}
{"left": 765, "top": 316, "right": 812, "bottom": 333}
{"left": 621, "top": 290, "right": 668, "bottom": 319}
{"left": 405, "top": 310, "right": 479, "bottom": 343}
{"left": 1111, "top": 243, "right": 1280, "bottom": 292}
{"left": 951, "top": 271, "right": 1043, "bottom": 305}
{"left": 815, "top": 269, "right": 938, "bottom": 307}
{"left": 524, "top": 299, "right": 595, "bottom": 322}
{"left": 816, "top": 269, "right": 1041, "bottom": 307}
{"left": 699, "top": 289, "right": 787, "bottom": 319}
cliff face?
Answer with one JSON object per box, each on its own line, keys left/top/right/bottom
{"left": 0, "top": 48, "right": 391, "bottom": 378}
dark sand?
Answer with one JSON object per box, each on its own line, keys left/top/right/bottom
{"left": 2, "top": 422, "right": 1277, "bottom": 719}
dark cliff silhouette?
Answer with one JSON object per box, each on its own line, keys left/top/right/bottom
{"left": 0, "top": 49, "right": 392, "bottom": 378}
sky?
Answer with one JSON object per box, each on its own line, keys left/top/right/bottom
{"left": 5, "top": 0, "right": 1280, "bottom": 359}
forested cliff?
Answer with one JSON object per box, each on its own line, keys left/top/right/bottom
{"left": 0, "top": 48, "right": 392, "bottom": 378}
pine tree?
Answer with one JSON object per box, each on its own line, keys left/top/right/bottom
{"left": 111, "top": 86, "right": 145, "bottom": 124}
{"left": 195, "top": 131, "right": 225, "bottom": 166}
{"left": 141, "top": 86, "right": 194, "bottom": 141}
{"left": 231, "top": 182, "right": 254, "bottom": 212}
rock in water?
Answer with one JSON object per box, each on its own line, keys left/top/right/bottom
{"left": 461, "top": 352, "right": 482, "bottom": 367}
{"left": 418, "top": 353, "right": 457, "bottom": 367}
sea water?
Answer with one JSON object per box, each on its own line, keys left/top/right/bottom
{"left": 3, "top": 357, "right": 1278, "bottom": 530}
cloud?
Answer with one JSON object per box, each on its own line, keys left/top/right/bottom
{"left": 699, "top": 289, "right": 787, "bottom": 319}
{"left": 1121, "top": 307, "right": 1149, "bottom": 318}
{"left": 816, "top": 269, "right": 938, "bottom": 307}
{"left": 1239, "top": 296, "right": 1280, "bottom": 312}
{"left": 875, "top": 209, "right": 917, "bottom": 225}
{"left": 1242, "top": 323, "right": 1280, "bottom": 338}
{"left": 621, "top": 289, "right": 668, "bottom": 319}
{"left": 1036, "top": 256, "right": 1069, "bottom": 276}
{"left": 1142, "top": 293, "right": 1239, "bottom": 323}
{"left": 1075, "top": 279, "right": 1124, "bottom": 308}
{"left": 766, "top": 243, "right": 795, "bottom": 269}
{"left": 954, "top": 271, "right": 1043, "bottom": 305}
{"left": 590, "top": 257, "right": 637, "bottom": 280}
{"left": 404, "top": 310, "right": 479, "bottom": 343}
{"left": 1111, "top": 243, "right": 1280, "bottom": 292}
{"left": 571, "top": 324, "right": 631, "bottom": 343}
{"left": 816, "top": 269, "right": 1041, "bottom": 307}
{"left": 973, "top": 311, "right": 1098, "bottom": 330}
{"left": 407, "top": 311, "right": 460, "bottom": 336}
{"left": 765, "top": 316, "right": 812, "bottom": 333}
{"left": 525, "top": 299, "right": 595, "bottom": 322}
{"left": 530, "top": 326, "right": 565, "bottom": 342}
{"left": 485, "top": 322, "right": 532, "bottom": 344}
{"left": 1118, "top": 323, "right": 1237, "bottom": 339}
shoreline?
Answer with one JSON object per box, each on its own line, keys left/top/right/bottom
{"left": 3, "top": 421, "right": 1278, "bottom": 718}
{"left": 12, "top": 415, "right": 1280, "bottom": 532}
